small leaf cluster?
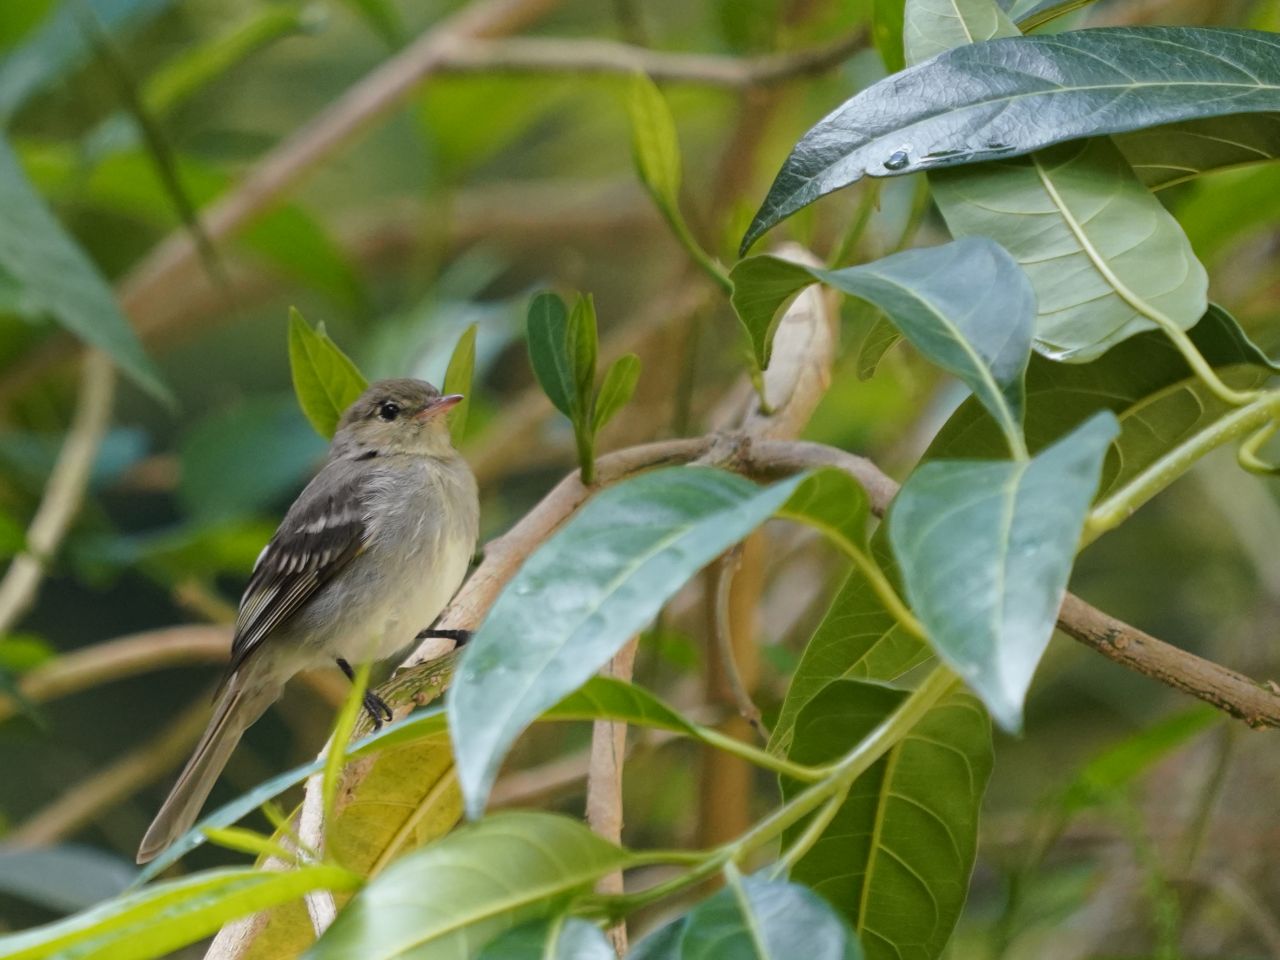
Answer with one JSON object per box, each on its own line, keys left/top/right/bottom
{"left": 527, "top": 291, "right": 640, "bottom": 484}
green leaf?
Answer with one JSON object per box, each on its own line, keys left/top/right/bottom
{"left": 1006, "top": 0, "right": 1098, "bottom": 30}
{"left": 336, "top": 0, "right": 404, "bottom": 47}
{"left": 889, "top": 412, "right": 1118, "bottom": 730}
{"left": 926, "top": 304, "right": 1278, "bottom": 495}
{"left": 1117, "top": 114, "right": 1280, "bottom": 191}
{"left": 0, "top": 0, "right": 175, "bottom": 122}
{"left": 1060, "top": 706, "right": 1220, "bottom": 814}
{"left": 628, "top": 917, "right": 686, "bottom": 959}
{"left": 443, "top": 323, "right": 478, "bottom": 445}
{"left": 449, "top": 467, "right": 806, "bottom": 818}
{"left": 0, "top": 136, "right": 166, "bottom": 401}
{"left": 135, "top": 705, "right": 454, "bottom": 883}
{"left": 904, "top": 0, "right": 1017, "bottom": 65}
{"left": 743, "top": 27, "right": 1280, "bottom": 251}
{"left": 527, "top": 292, "right": 577, "bottom": 419}
{"left": 680, "top": 872, "right": 864, "bottom": 960}
{"left": 871, "top": 0, "right": 906, "bottom": 73}
{"left": 478, "top": 918, "right": 614, "bottom": 960}
{"left": 930, "top": 137, "right": 1208, "bottom": 362}
{"left": 770, "top": 531, "right": 930, "bottom": 755}
{"left": 0, "top": 865, "right": 360, "bottom": 960}
{"left": 28, "top": 146, "right": 366, "bottom": 312}
{"left": 140, "top": 4, "right": 318, "bottom": 117}
{"left": 592, "top": 354, "right": 641, "bottom": 435}
{"left": 1177, "top": 163, "right": 1280, "bottom": 262}
{"left": 307, "top": 812, "right": 627, "bottom": 960}
{"left": 0, "top": 0, "right": 56, "bottom": 52}
{"left": 781, "top": 681, "right": 992, "bottom": 960}
{"left": 854, "top": 315, "right": 900, "bottom": 380}
{"left": 550, "top": 677, "right": 699, "bottom": 736}
{"left": 288, "top": 308, "right": 368, "bottom": 439}
{"left": 777, "top": 468, "right": 871, "bottom": 554}
{"left": 732, "top": 239, "right": 1034, "bottom": 450}
{"left": 627, "top": 72, "right": 683, "bottom": 217}
{"left": 568, "top": 295, "right": 599, "bottom": 418}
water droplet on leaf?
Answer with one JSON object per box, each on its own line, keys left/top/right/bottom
{"left": 884, "top": 150, "right": 911, "bottom": 171}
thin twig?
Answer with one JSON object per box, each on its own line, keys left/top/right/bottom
{"left": 586, "top": 637, "right": 639, "bottom": 956}
{"left": 0, "top": 352, "right": 115, "bottom": 635}
{"left": 713, "top": 546, "right": 768, "bottom": 739}
{"left": 0, "top": 0, "right": 566, "bottom": 403}
{"left": 431, "top": 30, "right": 868, "bottom": 88}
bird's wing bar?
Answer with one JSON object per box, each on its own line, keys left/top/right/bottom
{"left": 230, "top": 463, "right": 369, "bottom": 671}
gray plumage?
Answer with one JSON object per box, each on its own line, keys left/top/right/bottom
{"left": 138, "top": 379, "right": 479, "bottom": 863}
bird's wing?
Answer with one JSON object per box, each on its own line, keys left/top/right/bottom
{"left": 230, "top": 460, "right": 370, "bottom": 671}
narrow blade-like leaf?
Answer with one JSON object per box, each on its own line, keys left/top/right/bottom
{"left": 443, "top": 323, "right": 478, "bottom": 445}
{"left": 0, "top": 136, "right": 166, "bottom": 400}
{"left": 527, "top": 292, "right": 577, "bottom": 419}
{"left": 0, "top": 865, "right": 359, "bottom": 960}
{"left": 592, "top": 354, "right": 641, "bottom": 435}
{"left": 627, "top": 72, "right": 682, "bottom": 216}
{"left": 889, "top": 412, "right": 1118, "bottom": 730}
{"left": 568, "top": 295, "right": 599, "bottom": 419}
{"left": 449, "top": 467, "right": 805, "bottom": 818}
{"left": 288, "top": 308, "right": 368, "bottom": 439}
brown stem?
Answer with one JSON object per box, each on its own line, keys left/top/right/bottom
{"left": 0, "top": 352, "right": 115, "bottom": 635}
{"left": 586, "top": 637, "right": 639, "bottom": 956}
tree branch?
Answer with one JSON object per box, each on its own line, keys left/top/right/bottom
{"left": 0, "top": 352, "right": 115, "bottom": 635}
{"left": 431, "top": 30, "right": 868, "bottom": 88}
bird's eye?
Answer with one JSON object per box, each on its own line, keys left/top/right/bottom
{"left": 377, "top": 401, "right": 401, "bottom": 422}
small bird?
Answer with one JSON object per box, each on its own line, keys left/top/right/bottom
{"left": 137, "top": 379, "right": 479, "bottom": 863}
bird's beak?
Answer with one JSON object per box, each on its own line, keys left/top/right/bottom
{"left": 414, "top": 394, "right": 464, "bottom": 421}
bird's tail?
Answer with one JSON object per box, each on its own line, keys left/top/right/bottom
{"left": 137, "top": 678, "right": 278, "bottom": 864}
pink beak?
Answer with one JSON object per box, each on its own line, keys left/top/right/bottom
{"left": 414, "top": 394, "right": 464, "bottom": 421}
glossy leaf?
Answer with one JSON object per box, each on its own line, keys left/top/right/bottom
{"left": 783, "top": 682, "right": 992, "bottom": 960}
{"left": 307, "top": 812, "right": 627, "bottom": 960}
{"left": 1118, "top": 114, "right": 1280, "bottom": 191}
{"left": 288, "top": 308, "right": 368, "bottom": 439}
{"left": 889, "top": 413, "right": 1118, "bottom": 730}
{"left": 527, "top": 292, "right": 577, "bottom": 419}
{"left": 450, "top": 467, "right": 805, "bottom": 818}
{"left": 732, "top": 239, "right": 1033, "bottom": 449}
{"left": 770, "top": 530, "right": 930, "bottom": 755}
{"left": 478, "top": 917, "right": 614, "bottom": 960}
{"left": 0, "top": 137, "right": 166, "bottom": 400}
{"left": 0, "top": 865, "right": 359, "bottom": 960}
{"left": 627, "top": 918, "right": 686, "bottom": 959}
{"left": 628, "top": 71, "right": 682, "bottom": 216}
{"left": 444, "top": 323, "right": 478, "bottom": 445}
{"left": 931, "top": 137, "right": 1208, "bottom": 362}
{"left": 926, "top": 304, "right": 1279, "bottom": 494}
{"left": 743, "top": 27, "right": 1280, "bottom": 251}
{"left": 680, "top": 872, "right": 863, "bottom": 960}
{"left": 593, "top": 354, "right": 641, "bottom": 434}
